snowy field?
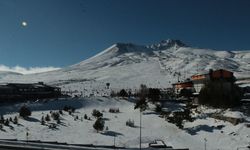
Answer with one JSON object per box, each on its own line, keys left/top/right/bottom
{"left": 0, "top": 40, "right": 249, "bottom": 149}
{"left": 0, "top": 97, "right": 249, "bottom": 150}
{"left": 1, "top": 41, "right": 250, "bottom": 91}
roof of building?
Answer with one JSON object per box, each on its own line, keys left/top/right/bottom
{"left": 192, "top": 69, "right": 233, "bottom": 75}
{"left": 1, "top": 82, "right": 60, "bottom": 89}
{"left": 172, "top": 80, "right": 193, "bottom": 86}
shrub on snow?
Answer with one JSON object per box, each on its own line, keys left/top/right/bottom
{"left": 93, "top": 118, "right": 105, "bottom": 132}
{"left": 92, "top": 109, "right": 103, "bottom": 118}
{"left": 126, "top": 119, "right": 135, "bottom": 127}
{"left": 19, "top": 105, "right": 31, "bottom": 118}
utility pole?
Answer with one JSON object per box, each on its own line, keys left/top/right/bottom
{"left": 177, "top": 72, "right": 181, "bottom": 82}
{"left": 204, "top": 138, "right": 207, "bottom": 150}
{"left": 196, "top": 64, "right": 199, "bottom": 75}
{"left": 26, "top": 127, "right": 29, "bottom": 146}
{"left": 140, "top": 110, "right": 142, "bottom": 150}
{"left": 113, "top": 135, "right": 116, "bottom": 149}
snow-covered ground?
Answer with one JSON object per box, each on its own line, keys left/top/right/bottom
{"left": 0, "top": 97, "right": 249, "bottom": 150}
{"left": 0, "top": 40, "right": 249, "bottom": 149}
{"left": 0, "top": 40, "right": 250, "bottom": 90}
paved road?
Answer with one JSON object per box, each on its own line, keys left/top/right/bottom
{"left": 0, "top": 139, "right": 190, "bottom": 150}
{"left": 0, "top": 139, "right": 113, "bottom": 150}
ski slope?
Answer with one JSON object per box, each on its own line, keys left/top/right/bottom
{"left": 0, "top": 97, "right": 249, "bottom": 150}
{"left": 1, "top": 40, "right": 250, "bottom": 91}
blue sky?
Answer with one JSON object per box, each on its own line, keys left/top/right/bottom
{"left": 0, "top": 0, "right": 250, "bottom": 72}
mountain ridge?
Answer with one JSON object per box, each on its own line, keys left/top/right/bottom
{"left": 1, "top": 39, "right": 250, "bottom": 89}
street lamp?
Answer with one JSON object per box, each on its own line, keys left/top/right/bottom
{"left": 204, "top": 138, "right": 207, "bottom": 150}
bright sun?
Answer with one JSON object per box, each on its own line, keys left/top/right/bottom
{"left": 21, "top": 21, "right": 28, "bottom": 27}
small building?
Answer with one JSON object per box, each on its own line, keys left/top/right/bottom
{"left": 0, "top": 82, "right": 61, "bottom": 102}
{"left": 172, "top": 81, "right": 194, "bottom": 94}
{"left": 172, "top": 69, "right": 235, "bottom": 95}
{"left": 149, "top": 140, "right": 169, "bottom": 148}
{"left": 191, "top": 69, "right": 235, "bottom": 93}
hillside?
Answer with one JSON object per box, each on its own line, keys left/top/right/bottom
{"left": 1, "top": 39, "right": 250, "bottom": 92}
{"left": 0, "top": 71, "right": 22, "bottom": 79}
{"left": 0, "top": 97, "right": 249, "bottom": 150}
{"left": 0, "top": 40, "right": 250, "bottom": 149}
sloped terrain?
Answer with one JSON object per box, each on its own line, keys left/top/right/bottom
{"left": 0, "top": 97, "right": 249, "bottom": 150}
{"left": 0, "top": 71, "right": 22, "bottom": 79}
{"left": 0, "top": 40, "right": 250, "bottom": 149}
{"left": 1, "top": 39, "right": 250, "bottom": 91}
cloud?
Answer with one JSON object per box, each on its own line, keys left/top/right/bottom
{"left": 0, "top": 65, "right": 61, "bottom": 74}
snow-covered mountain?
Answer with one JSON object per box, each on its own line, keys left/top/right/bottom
{"left": 1, "top": 39, "right": 250, "bottom": 90}
{"left": 0, "top": 71, "right": 22, "bottom": 79}
{"left": 1, "top": 40, "right": 249, "bottom": 150}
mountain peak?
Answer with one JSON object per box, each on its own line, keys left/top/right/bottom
{"left": 115, "top": 43, "right": 137, "bottom": 49}
{"left": 111, "top": 42, "right": 152, "bottom": 53}
{"left": 160, "top": 39, "right": 187, "bottom": 47}
{"left": 98, "top": 40, "right": 187, "bottom": 57}
{"left": 149, "top": 39, "right": 187, "bottom": 50}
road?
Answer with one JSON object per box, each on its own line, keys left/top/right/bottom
{"left": 0, "top": 139, "right": 189, "bottom": 150}
{"left": 0, "top": 139, "right": 115, "bottom": 150}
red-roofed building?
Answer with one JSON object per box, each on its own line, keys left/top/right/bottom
{"left": 172, "top": 69, "right": 235, "bottom": 94}
{"left": 191, "top": 69, "right": 235, "bottom": 93}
